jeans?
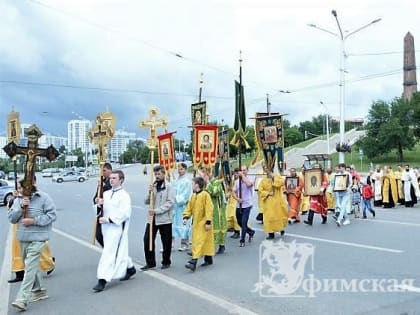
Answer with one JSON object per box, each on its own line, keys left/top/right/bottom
{"left": 362, "top": 199, "right": 374, "bottom": 217}
{"left": 16, "top": 241, "right": 46, "bottom": 302}
{"left": 235, "top": 206, "right": 254, "bottom": 241}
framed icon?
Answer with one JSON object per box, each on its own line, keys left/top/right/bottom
{"left": 286, "top": 176, "right": 299, "bottom": 193}
{"left": 333, "top": 174, "right": 349, "bottom": 192}
{"left": 304, "top": 168, "right": 322, "bottom": 196}
{"left": 198, "top": 132, "right": 213, "bottom": 152}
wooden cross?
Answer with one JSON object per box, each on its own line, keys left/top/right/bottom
{"left": 139, "top": 108, "right": 168, "bottom": 149}
{"left": 89, "top": 112, "right": 115, "bottom": 165}
{"left": 3, "top": 124, "right": 59, "bottom": 197}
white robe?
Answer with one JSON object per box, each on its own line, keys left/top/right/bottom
{"left": 372, "top": 170, "right": 383, "bottom": 202}
{"left": 401, "top": 170, "right": 420, "bottom": 202}
{"left": 96, "top": 188, "right": 133, "bottom": 282}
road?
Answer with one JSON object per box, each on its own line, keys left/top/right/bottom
{"left": 1, "top": 164, "right": 420, "bottom": 315}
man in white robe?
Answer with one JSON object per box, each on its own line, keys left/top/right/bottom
{"left": 401, "top": 165, "right": 420, "bottom": 207}
{"left": 93, "top": 170, "right": 135, "bottom": 292}
{"left": 371, "top": 165, "right": 383, "bottom": 207}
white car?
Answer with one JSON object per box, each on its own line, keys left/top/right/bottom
{"left": 42, "top": 168, "right": 61, "bottom": 177}
{"left": 52, "top": 171, "right": 88, "bottom": 183}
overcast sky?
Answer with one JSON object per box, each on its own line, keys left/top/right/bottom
{"left": 1, "top": 0, "right": 419, "bottom": 141}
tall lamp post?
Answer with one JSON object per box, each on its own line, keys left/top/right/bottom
{"left": 308, "top": 11, "right": 381, "bottom": 163}
{"left": 320, "top": 101, "right": 330, "bottom": 155}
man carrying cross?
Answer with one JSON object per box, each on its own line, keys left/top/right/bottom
{"left": 5, "top": 124, "right": 58, "bottom": 312}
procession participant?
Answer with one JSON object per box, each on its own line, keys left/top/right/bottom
{"left": 298, "top": 166, "right": 310, "bottom": 215}
{"left": 92, "top": 162, "right": 113, "bottom": 247}
{"left": 333, "top": 163, "right": 352, "bottom": 227}
{"left": 183, "top": 177, "right": 215, "bottom": 272}
{"left": 286, "top": 167, "right": 304, "bottom": 223}
{"left": 226, "top": 170, "right": 241, "bottom": 239}
{"left": 173, "top": 163, "right": 192, "bottom": 251}
{"left": 233, "top": 165, "right": 256, "bottom": 246}
{"left": 255, "top": 162, "right": 265, "bottom": 223}
{"left": 395, "top": 165, "right": 406, "bottom": 204}
{"left": 203, "top": 168, "right": 227, "bottom": 254}
{"left": 142, "top": 165, "right": 174, "bottom": 270}
{"left": 92, "top": 170, "right": 136, "bottom": 292}
{"left": 8, "top": 179, "right": 56, "bottom": 311}
{"left": 304, "top": 165, "right": 329, "bottom": 226}
{"left": 325, "top": 167, "right": 336, "bottom": 213}
{"left": 361, "top": 179, "right": 376, "bottom": 219}
{"left": 7, "top": 177, "right": 55, "bottom": 284}
{"left": 371, "top": 165, "right": 383, "bottom": 207}
{"left": 258, "top": 165, "right": 288, "bottom": 239}
{"left": 401, "top": 164, "right": 420, "bottom": 207}
{"left": 382, "top": 165, "right": 398, "bottom": 208}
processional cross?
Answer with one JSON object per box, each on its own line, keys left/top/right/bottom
{"left": 3, "top": 124, "right": 59, "bottom": 206}
{"left": 88, "top": 112, "right": 115, "bottom": 166}
{"left": 139, "top": 108, "right": 168, "bottom": 251}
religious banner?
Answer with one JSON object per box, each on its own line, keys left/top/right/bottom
{"left": 194, "top": 125, "right": 218, "bottom": 167}
{"left": 7, "top": 110, "right": 21, "bottom": 143}
{"left": 191, "top": 101, "right": 207, "bottom": 126}
{"left": 158, "top": 132, "right": 175, "bottom": 172}
{"left": 214, "top": 129, "right": 231, "bottom": 184}
{"left": 251, "top": 112, "right": 279, "bottom": 167}
{"left": 255, "top": 114, "right": 284, "bottom": 173}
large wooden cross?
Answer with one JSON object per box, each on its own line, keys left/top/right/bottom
{"left": 139, "top": 108, "right": 168, "bottom": 149}
{"left": 3, "top": 124, "right": 59, "bottom": 197}
{"left": 89, "top": 112, "right": 115, "bottom": 165}
{"left": 139, "top": 108, "right": 168, "bottom": 251}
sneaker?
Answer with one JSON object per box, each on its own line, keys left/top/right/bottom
{"left": 12, "top": 300, "right": 27, "bottom": 311}
{"left": 343, "top": 220, "right": 350, "bottom": 226}
{"left": 178, "top": 245, "right": 188, "bottom": 252}
{"left": 30, "top": 290, "right": 48, "bottom": 302}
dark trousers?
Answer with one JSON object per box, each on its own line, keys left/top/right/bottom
{"left": 143, "top": 221, "right": 172, "bottom": 267}
{"left": 236, "top": 206, "right": 254, "bottom": 241}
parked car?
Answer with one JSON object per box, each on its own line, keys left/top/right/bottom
{"left": 52, "top": 171, "right": 88, "bottom": 183}
{"left": 42, "top": 168, "right": 61, "bottom": 177}
{"left": 0, "top": 179, "right": 14, "bottom": 205}
{"left": 7, "top": 172, "right": 16, "bottom": 180}
{"left": 0, "top": 170, "right": 5, "bottom": 179}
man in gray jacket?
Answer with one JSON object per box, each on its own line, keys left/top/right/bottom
{"left": 141, "top": 165, "right": 174, "bottom": 270}
{"left": 8, "top": 181, "right": 56, "bottom": 312}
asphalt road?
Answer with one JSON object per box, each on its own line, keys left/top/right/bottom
{"left": 1, "top": 164, "right": 420, "bottom": 315}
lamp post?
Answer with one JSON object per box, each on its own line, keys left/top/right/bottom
{"left": 320, "top": 101, "right": 330, "bottom": 154}
{"left": 308, "top": 11, "right": 381, "bottom": 163}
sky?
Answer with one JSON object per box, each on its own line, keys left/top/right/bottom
{"left": 0, "top": 0, "right": 419, "bottom": 141}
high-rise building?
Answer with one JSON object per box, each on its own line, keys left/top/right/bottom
{"left": 39, "top": 134, "right": 67, "bottom": 151}
{"left": 403, "top": 32, "right": 417, "bottom": 100}
{"left": 108, "top": 130, "right": 139, "bottom": 162}
{"left": 67, "top": 120, "right": 92, "bottom": 153}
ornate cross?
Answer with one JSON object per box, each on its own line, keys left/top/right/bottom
{"left": 3, "top": 124, "right": 59, "bottom": 197}
{"left": 139, "top": 108, "right": 168, "bottom": 149}
{"left": 89, "top": 112, "right": 115, "bottom": 165}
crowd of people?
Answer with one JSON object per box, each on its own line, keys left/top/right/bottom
{"left": 6, "top": 160, "right": 420, "bottom": 311}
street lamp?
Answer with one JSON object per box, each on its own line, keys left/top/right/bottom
{"left": 308, "top": 11, "right": 381, "bottom": 163}
{"left": 320, "top": 101, "right": 330, "bottom": 154}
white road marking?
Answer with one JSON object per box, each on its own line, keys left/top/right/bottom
{"left": 52, "top": 227, "right": 259, "bottom": 315}
{"left": 0, "top": 225, "right": 13, "bottom": 314}
{"left": 365, "top": 218, "right": 420, "bottom": 227}
{"left": 253, "top": 228, "right": 403, "bottom": 253}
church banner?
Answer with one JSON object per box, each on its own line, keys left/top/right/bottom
{"left": 191, "top": 102, "right": 207, "bottom": 126}
{"left": 255, "top": 114, "right": 284, "bottom": 173}
{"left": 158, "top": 132, "right": 175, "bottom": 172}
{"left": 214, "top": 129, "right": 231, "bottom": 185}
{"left": 193, "top": 125, "right": 218, "bottom": 168}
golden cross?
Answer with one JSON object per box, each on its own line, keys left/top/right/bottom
{"left": 89, "top": 111, "right": 116, "bottom": 164}
{"left": 139, "top": 108, "right": 168, "bottom": 148}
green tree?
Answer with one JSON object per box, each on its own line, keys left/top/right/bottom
{"left": 358, "top": 98, "right": 416, "bottom": 162}
{"left": 284, "top": 127, "right": 304, "bottom": 147}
